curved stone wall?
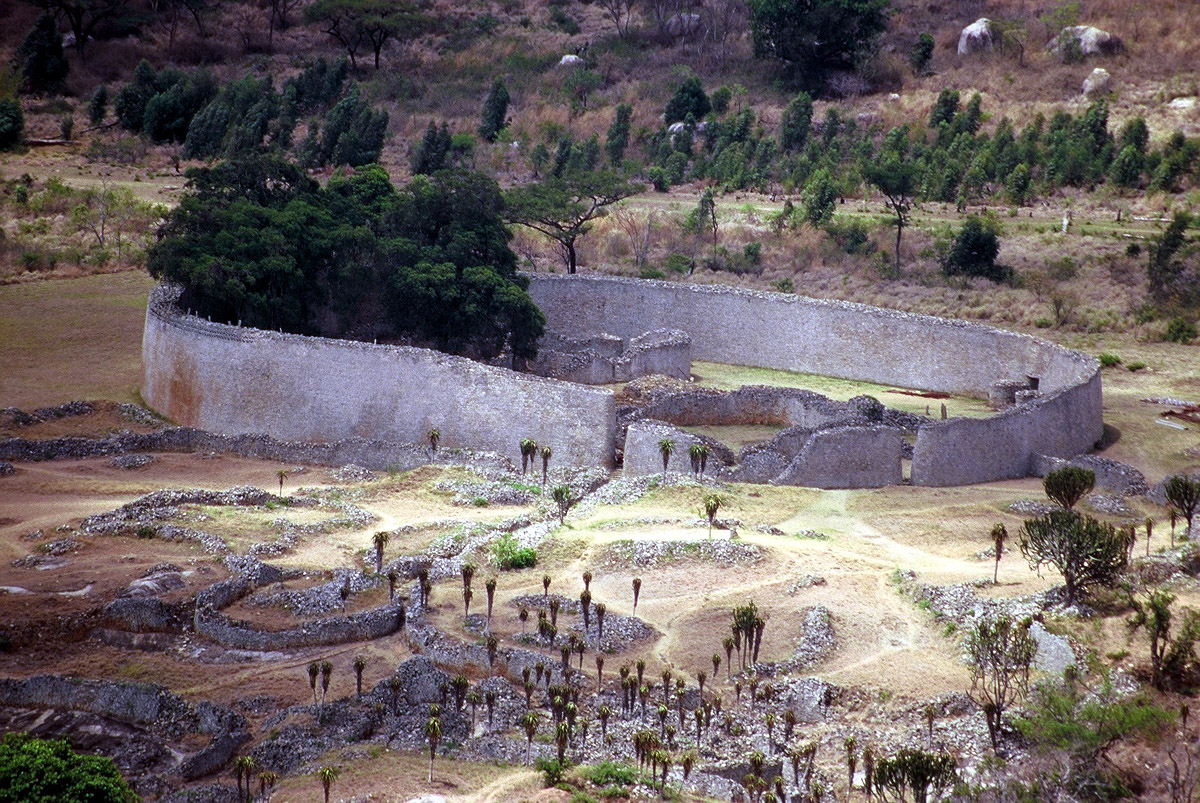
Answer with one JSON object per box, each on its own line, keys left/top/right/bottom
{"left": 526, "top": 275, "right": 1103, "bottom": 486}
{"left": 142, "top": 285, "right": 616, "bottom": 468}
{"left": 142, "top": 277, "right": 1103, "bottom": 486}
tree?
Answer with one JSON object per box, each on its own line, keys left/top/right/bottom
{"left": 703, "top": 494, "right": 721, "bottom": 538}
{"left": 504, "top": 171, "right": 642, "bottom": 274}
{"left": 540, "top": 445, "right": 552, "bottom": 488}
{"left": 802, "top": 168, "right": 838, "bottom": 227}
{"left": 0, "top": 99, "right": 22, "bottom": 151}
{"left": 747, "top": 0, "right": 892, "bottom": 91}
{"left": 633, "top": 577, "right": 642, "bottom": 610}
{"left": 657, "top": 438, "right": 675, "bottom": 473}
{"left": 0, "top": 732, "right": 137, "bottom": 803}
{"left": 478, "top": 78, "right": 509, "bottom": 142}
{"left": 991, "top": 523, "right": 1007, "bottom": 585}
{"left": 353, "top": 654, "right": 367, "bottom": 698}
{"left": 425, "top": 710, "right": 442, "bottom": 782}
{"left": 605, "top": 103, "right": 632, "bottom": 164}
{"left": 942, "top": 214, "right": 1009, "bottom": 282}
{"left": 551, "top": 485, "right": 575, "bottom": 524}
{"left": 18, "top": 15, "right": 69, "bottom": 95}
{"left": 372, "top": 531, "right": 390, "bottom": 574}
{"left": 909, "top": 32, "right": 934, "bottom": 74}
{"left": 521, "top": 710, "right": 540, "bottom": 763}
{"left": 1166, "top": 475, "right": 1200, "bottom": 540}
{"left": 664, "top": 76, "right": 710, "bottom": 124}
{"left": 872, "top": 748, "right": 956, "bottom": 803}
{"left": 686, "top": 189, "right": 719, "bottom": 248}
{"left": 779, "top": 91, "right": 812, "bottom": 151}
{"left": 1043, "top": 466, "right": 1095, "bottom": 510}
{"left": 864, "top": 140, "right": 920, "bottom": 274}
{"left": 598, "top": 0, "right": 635, "bottom": 38}
{"left": 303, "top": 0, "right": 430, "bottom": 70}
{"left": 87, "top": 85, "right": 108, "bottom": 126}
{"left": 967, "top": 615, "right": 1036, "bottom": 751}
{"left": 316, "top": 765, "right": 340, "bottom": 803}
{"left": 1019, "top": 510, "right": 1127, "bottom": 605}
{"left": 28, "top": 0, "right": 130, "bottom": 60}
{"left": 1125, "top": 588, "right": 1200, "bottom": 691}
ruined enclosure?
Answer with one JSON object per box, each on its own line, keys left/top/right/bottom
{"left": 142, "top": 276, "right": 1103, "bottom": 488}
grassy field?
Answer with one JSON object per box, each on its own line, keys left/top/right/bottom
{"left": 0, "top": 271, "right": 153, "bottom": 408}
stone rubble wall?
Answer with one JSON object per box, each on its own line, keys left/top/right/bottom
{"left": 528, "top": 274, "right": 1102, "bottom": 487}
{"left": 528, "top": 328, "right": 691, "bottom": 384}
{"left": 142, "top": 285, "right": 617, "bottom": 468}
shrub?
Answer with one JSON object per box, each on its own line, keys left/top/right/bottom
{"left": 942, "top": 214, "right": 1010, "bottom": 282}
{"left": 1097, "top": 352, "right": 1122, "bottom": 368}
{"left": 1127, "top": 361, "right": 1147, "bottom": 372}
{"left": 663, "top": 253, "right": 690, "bottom": 274}
{"left": 549, "top": 6, "right": 580, "bottom": 34}
{"left": 909, "top": 32, "right": 934, "bottom": 74}
{"left": 536, "top": 757, "right": 570, "bottom": 786}
{"left": 88, "top": 86, "right": 108, "bottom": 125}
{"left": 1125, "top": 242, "right": 1141, "bottom": 257}
{"left": 646, "top": 166, "right": 669, "bottom": 192}
{"left": 0, "top": 99, "right": 24, "bottom": 151}
{"left": 771, "top": 277, "right": 794, "bottom": 293}
{"left": 492, "top": 533, "right": 536, "bottom": 569}
{"left": 664, "top": 76, "right": 710, "bottom": 125}
{"left": 1165, "top": 317, "right": 1197, "bottom": 344}
{"left": 478, "top": 78, "right": 509, "bottom": 142}
{"left": 578, "top": 761, "right": 639, "bottom": 788}
{"left": 0, "top": 732, "right": 138, "bottom": 802}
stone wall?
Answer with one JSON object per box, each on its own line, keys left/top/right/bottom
{"left": 774, "top": 426, "right": 904, "bottom": 489}
{"left": 528, "top": 275, "right": 1102, "bottom": 486}
{"left": 528, "top": 328, "right": 691, "bottom": 384}
{"left": 194, "top": 601, "right": 407, "bottom": 651}
{"left": 142, "top": 285, "right": 617, "bottom": 468}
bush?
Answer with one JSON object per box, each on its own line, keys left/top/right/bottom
{"left": 1165, "top": 317, "right": 1197, "bottom": 344}
{"left": 1097, "top": 352, "right": 1122, "bottom": 368}
{"left": 825, "top": 218, "right": 873, "bottom": 255}
{"left": 578, "top": 761, "right": 639, "bottom": 788}
{"left": 492, "top": 533, "right": 536, "bottom": 569}
{"left": 536, "top": 757, "right": 570, "bottom": 786}
{"left": 1127, "top": 361, "right": 1147, "bottom": 372}
{"left": 0, "top": 732, "right": 138, "bottom": 803}
{"left": 663, "top": 253, "right": 690, "bottom": 274}
{"left": 664, "top": 76, "right": 710, "bottom": 125}
{"left": 0, "top": 99, "right": 24, "bottom": 151}
{"left": 942, "top": 214, "right": 1011, "bottom": 282}
{"left": 909, "top": 32, "right": 934, "bottom": 74}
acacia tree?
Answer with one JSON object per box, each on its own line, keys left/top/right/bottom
{"left": 1019, "top": 510, "right": 1127, "bottom": 605}
{"left": 504, "top": 170, "right": 642, "bottom": 273}
{"left": 303, "top": 0, "right": 430, "bottom": 69}
{"left": 966, "top": 615, "right": 1036, "bottom": 751}
{"left": 29, "top": 0, "right": 129, "bottom": 60}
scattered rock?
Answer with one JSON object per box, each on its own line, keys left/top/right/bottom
{"left": 787, "top": 575, "right": 827, "bottom": 594}
{"left": 599, "top": 538, "right": 760, "bottom": 568}
{"left": 1168, "top": 97, "right": 1198, "bottom": 111}
{"left": 1082, "top": 67, "right": 1111, "bottom": 96}
{"left": 0, "top": 462, "right": 14, "bottom": 476}
{"left": 1030, "top": 621, "right": 1076, "bottom": 677}
{"left": 328, "top": 464, "right": 378, "bottom": 483}
{"left": 110, "top": 454, "right": 155, "bottom": 470}
{"left": 958, "top": 18, "right": 995, "bottom": 56}
{"left": 557, "top": 54, "right": 583, "bottom": 67}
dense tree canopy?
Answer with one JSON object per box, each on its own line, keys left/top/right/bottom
{"left": 149, "top": 158, "right": 544, "bottom": 360}
{"left": 0, "top": 732, "right": 137, "bottom": 803}
{"left": 747, "top": 0, "right": 892, "bottom": 90}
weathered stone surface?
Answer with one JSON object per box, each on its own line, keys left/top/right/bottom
{"left": 557, "top": 54, "right": 583, "bottom": 67}
{"left": 1083, "top": 67, "right": 1111, "bottom": 96}
{"left": 1030, "top": 621, "right": 1076, "bottom": 677}
{"left": 958, "top": 18, "right": 995, "bottom": 55}
{"left": 774, "top": 426, "right": 904, "bottom": 489}
{"left": 1048, "top": 25, "right": 1124, "bottom": 58}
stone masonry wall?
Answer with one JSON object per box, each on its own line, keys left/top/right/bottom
{"left": 527, "top": 275, "right": 1102, "bottom": 486}
{"left": 142, "top": 285, "right": 617, "bottom": 468}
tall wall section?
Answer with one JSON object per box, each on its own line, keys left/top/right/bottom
{"left": 142, "top": 286, "right": 616, "bottom": 468}
{"left": 526, "top": 275, "right": 1103, "bottom": 485}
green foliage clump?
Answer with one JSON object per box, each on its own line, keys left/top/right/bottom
{"left": 909, "top": 32, "right": 934, "bottom": 74}
{"left": 478, "top": 78, "right": 509, "bottom": 142}
{"left": 0, "top": 99, "right": 23, "bottom": 151}
{"left": 605, "top": 104, "right": 632, "bottom": 165}
{"left": 492, "top": 533, "right": 537, "bottom": 569}
{"left": 115, "top": 60, "right": 218, "bottom": 143}
{"left": 88, "top": 85, "right": 109, "bottom": 126}
{"left": 747, "top": 0, "right": 891, "bottom": 91}
{"left": 664, "top": 76, "right": 710, "bottom": 124}
{"left": 942, "top": 214, "right": 1010, "bottom": 282}
{"left": 1019, "top": 509, "right": 1126, "bottom": 605}
{"left": 1015, "top": 678, "right": 1173, "bottom": 758}
{"left": 801, "top": 168, "right": 837, "bottom": 226}
{"left": 779, "top": 91, "right": 812, "bottom": 151}
{"left": 0, "top": 732, "right": 139, "bottom": 803}
{"left": 18, "top": 14, "right": 69, "bottom": 96}
{"left": 536, "top": 757, "right": 571, "bottom": 786}
{"left": 149, "top": 158, "right": 544, "bottom": 360}
{"left": 1165, "top": 317, "right": 1197, "bottom": 344}
{"left": 1096, "top": 352, "right": 1122, "bottom": 368}
{"left": 1043, "top": 466, "right": 1095, "bottom": 510}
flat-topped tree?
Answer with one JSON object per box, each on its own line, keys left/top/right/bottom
{"left": 504, "top": 170, "right": 642, "bottom": 274}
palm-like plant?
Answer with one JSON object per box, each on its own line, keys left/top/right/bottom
{"left": 428, "top": 427, "right": 440, "bottom": 454}
{"left": 387, "top": 568, "right": 399, "bottom": 601}
{"left": 632, "top": 577, "right": 642, "bottom": 611}
{"left": 353, "top": 655, "right": 367, "bottom": 699}
{"left": 689, "top": 442, "right": 703, "bottom": 475}
{"left": 658, "top": 438, "right": 675, "bottom": 473}
{"left": 467, "top": 688, "right": 483, "bottom": 732}
{"left": 991, "top": 523, "right": 1007, "bottom": 584}
{"left": 316, "top": 765, "right": 340, "bottom": 803}
{"left": 485, "top": 577, "right": 497, "bottom": 626}
{"left": 257, "top": 770, "right": 280, "bottom": 801}
{"left": 551, "top": 484, "right": 575, "bottom": 524}
{"left": 519, "top": 438, "right": 538, "bottom": 474}
{"left": 543, "top": 574, "right": 552, "bottom": 598}
{"left": 276, "top": 469, "right": 288, "bottom": 497}
{"left": 307, "top": 661, "right": 319, "bottom": 705}
{"left": 234, "top": 755, "right": 256, "bottom": 803}
{"left": 425, "top": 712, "right": 443, "bottom": 783}
{"left": 319, "top": 660, "right": 333, "bottom": 715}
{"left": 521, "top": 709, "right": 540, "bottom": 763}
{"left": 541, "top": 445, "right": 552, "bottom": 487}
{"left": 595, "top": 602, "right": 607, "bottom": 644}
{"left": 372, "top": 531, "right": 390, "bottom": 574}
{"left": 703, "top": 494, "right": 722, "bottom": 538}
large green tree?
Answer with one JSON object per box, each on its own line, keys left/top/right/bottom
{"left": 303, "top": 0, "right": 431, "bottom": 70}
{"left": 747, "top": 0, "right": 892, "bottom": 90}
{"left": 26, "top": 0, "right": 131, "bottom": 60}
{"left": 863, "top": 130, "right": 920, "bottom": 274}
{"left": 18, "top": 14, "right": 69, "bottom": 95}
{"left": 504, "top": 170, "right": 641, "bottom": 274}
{"left": 148, "top": 158, "right": 544, "bottom": 359}
{"left": 0, "top": 732, "right": 138, "bottom": 803}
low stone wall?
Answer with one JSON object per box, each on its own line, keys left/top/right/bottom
{"left": 622, "top": 420, "right": 727, "bottom": 476}
{"left": 142, "top": 285, "right": 616, "bottom": 468}
{"left": 529, "top": 274, "right": 1103, "bottom": 486}
{"left": 195, "top": 599, "right": 407, "bottom": 651}
{"left": 528, "top": 328, "right": 691, "bottom": 384}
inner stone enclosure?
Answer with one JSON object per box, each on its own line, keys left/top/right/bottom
{"left": 142, "top": 274, "right": 1104, "bottom": 489}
